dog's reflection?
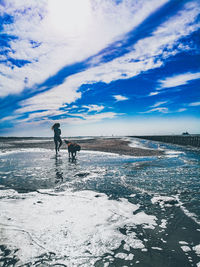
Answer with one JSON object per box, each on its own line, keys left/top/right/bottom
{"left": 68, "top": 157, "right": 77, "bottom": 164}
{"left": 55, "top": 155, "right": 63, "bottom": 184}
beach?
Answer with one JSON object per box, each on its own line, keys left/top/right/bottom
{"left": 0, "top": 137, "right": 200, "bottom": 266}
{"left": 0, "top": 137, "right": 164, "bottom": 157}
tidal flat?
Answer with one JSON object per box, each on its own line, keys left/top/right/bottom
{"left": 0, "top": 137, "right": 200, "bottom": 266}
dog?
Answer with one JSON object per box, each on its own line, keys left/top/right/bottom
{"left": 64, "top": 140, "right": 81, "bottom": 160}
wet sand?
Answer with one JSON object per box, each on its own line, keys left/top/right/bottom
{"left": 76, "top": 138, "right": 164, "bottom": 156}
{"left": 0, "top": 137, "right": 164, "bottom": 156}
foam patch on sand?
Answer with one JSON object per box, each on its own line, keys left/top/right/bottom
{"left": 175, "top": 196, "right": 200, "bottom": 225}
{"left": 151, "top": 195, "right": 200, "bottom": 225}
{"left": 151, "top": 196, "right": 178, "bottom": 208}
{"left": 0, "top": 148, "right": 51, "bottom": 156}
{"left": 164, "top": 149, "right": 185, "bottom": 158}
{"left": 126, "top": 138, "right": 151, "bottom": 150}
{"left": 0, "top": 189, "right": 157, "bottom": 266}
{"left": 193, "top": 244, "right": 200, "bottom": 256}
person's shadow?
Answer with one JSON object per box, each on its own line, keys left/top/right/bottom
{"left": 55, "top": 156, "right": 63, "bottom": 184}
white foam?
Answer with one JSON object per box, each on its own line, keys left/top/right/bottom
{"left": 175, "top": 196, "right": 200, "bottom": 225}
{"left": 179, "top": 241, "right": 188, "bottom": 245}
{"left": 164, "top": 149, "right": 185, "bottom": 158}
{"left": 11, "top": 139, "right": 51, "bottom": 143}
{"left": 152, "top": 247, "right": 162, "bottom": 251}
{"left": 160, "top": 219, "right": 167, "bottom": 229}
{"left": 151, "top": 196, "right": 177, "bottom": 209}
{"left": 193, "top": 244, "right": 200, "bottom": 256}
{"left": 124, "top": 138, "right": 151, "bottom": 150}
{"left": 152, "top": 195, "right": 200, "bottom": 225}
{"left": 181, "top": 246, "right": 191, "bottom": 253}
{"left": 0, "top": 148, "right": 51, "bottom": 156}
{"left": 82, "top": 149, "right": 137, "bottom": 159}
{"left": 0, "top": 189, "right": 157, "bottom": 266}
{"left": 115, "top": 252, "right": 134, "bottom": 260}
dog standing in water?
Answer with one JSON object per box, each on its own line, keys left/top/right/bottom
{"left": 64, "top": 140, "right": 81, "bottom": 161}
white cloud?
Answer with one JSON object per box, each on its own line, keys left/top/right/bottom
{"left": 2, "top": 0, "right": 200, "bottom": 128}
{"left": 16, "top": 80, "right": 82, "bottom": 114}
{"left": 151, "top": 101, "right": 168, "bottom": 108}
{"left": 82, "top": 105, "right": 104, "bottom": 112}
{"left": 188, "top": 101, "right": 200, "bottom": 107}
{"left": 141, "top": 107, "right": 169, "bottom": 114}
{"left": 149, "top": 92, "right": 160, "bottom": 96}
{"left": 0, "top": 115, "right": 20, "bottom": 122}
{"left": 0, "top": 0, "right": 168, "bottom": 97}
{"left": 81, "top": 112, "right": 117, "bottom": 122}
{"left": 14, "top": 0, "right": 200, "bottom": 125}
{"left": 158, "top": 72, "right": 200, "bottom": 89}
{"left": 177, "top": 108, "right": 187, "bottom": 112}
{"left": 16, "top": 111, "right": 118, "bottom": 126}
{"left": 113, "top": 95, "right": 129, "bottom": 101}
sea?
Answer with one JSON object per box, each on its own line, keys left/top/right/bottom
{"left": 0, "top": 137, "right": 200, "bottom": 267}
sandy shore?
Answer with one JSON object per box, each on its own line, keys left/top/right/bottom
{"left": 0, "top": 137, "right": 164, "bottom": 156}
{"left": 76, "top": 138, "right": 164, "bottom": 156}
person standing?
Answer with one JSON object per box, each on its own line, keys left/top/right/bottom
{"left": 52, "top": 123, "right": 62, "bottom": 154}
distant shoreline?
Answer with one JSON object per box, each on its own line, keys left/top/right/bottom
{"left": 131, "top": 135, "right": 200, "bottom": 148}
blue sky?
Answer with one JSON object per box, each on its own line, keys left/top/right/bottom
{"left": 0, "top": 0, "right": 200, "bottom": 136}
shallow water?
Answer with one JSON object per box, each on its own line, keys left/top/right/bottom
{"left": 0, "top": 138, "right": 200, "bottom": 267}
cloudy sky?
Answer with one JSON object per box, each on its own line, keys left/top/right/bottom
{"left": 0, "top": 0, "right": 200, "bottom": 137}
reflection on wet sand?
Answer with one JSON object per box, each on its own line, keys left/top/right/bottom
{"left": 54, "top": 155, "right": 63, "bottom": 184}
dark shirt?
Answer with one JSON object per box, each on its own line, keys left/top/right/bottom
{"left": 54, "top": 128, "right": 61, "bottom": 139}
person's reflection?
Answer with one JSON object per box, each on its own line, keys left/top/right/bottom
{"left": 55, "top": 156, "right": 63, "bottom": 184}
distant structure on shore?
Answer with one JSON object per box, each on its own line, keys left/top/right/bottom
{"left": 182, "top": 131, "right": 189, "bottom": 136}
{"left": 132, "top": 134, "right": 200, "bottom": 147}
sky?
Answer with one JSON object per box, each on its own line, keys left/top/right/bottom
{"left": 0, "top": 0, "right": 200, "bottom": 137}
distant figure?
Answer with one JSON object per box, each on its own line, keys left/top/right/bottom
{"left": 52, "top": 123, "right": 62, "bottom": 154}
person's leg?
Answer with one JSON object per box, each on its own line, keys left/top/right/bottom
{"left": 58, "top": 139, "right": 62, "bottom": 151}
{"left": 54, "top": 139, "right": 58, "bottom": 154}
